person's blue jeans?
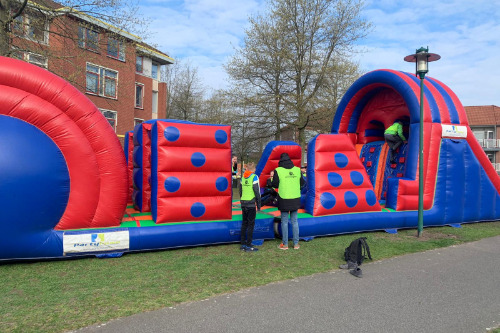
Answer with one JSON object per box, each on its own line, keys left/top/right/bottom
{"left": 281, "top": 210, "right": 299, "bottom": 246}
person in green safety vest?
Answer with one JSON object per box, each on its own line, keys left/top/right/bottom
{"left": 238, "top": 162, "right": 261, "bottom": 252}
{"left": 271, "top": 153, "right": 306, "bottom": 250}
{"left": 384, "top": 120, "right": 406, "bottom": 163}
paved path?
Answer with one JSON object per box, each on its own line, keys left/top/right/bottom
{"left": 76, "top": 236, "right": 500, "bottom": 333}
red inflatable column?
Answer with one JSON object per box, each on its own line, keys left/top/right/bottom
{"left": 152, "top": 121, "right": 232, "bottom": 223}
{"left": 125, "top": 131, "right": 134, "bottom": 203}
{"left": 141, "top": 123, "right": 153, "bottom": 212}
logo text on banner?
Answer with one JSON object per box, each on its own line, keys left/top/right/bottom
{"left": 63, "top": 230, "right": 130, "bottom": 254}
{"left": 442, "top": 125, "right": 467, "bottom": 138}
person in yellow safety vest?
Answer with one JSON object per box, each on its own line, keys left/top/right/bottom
{"left": 238, "top": 162, "right": 261, "bottom": 252}
{"left": 271, "top": 153, "right": 306, "bottom": 250}
{"left": 384, "top": 120, "right": 406, "bottom": 163}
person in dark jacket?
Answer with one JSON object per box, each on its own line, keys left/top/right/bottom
{"left": 232, "top": 155, "right": 239, "bottom": 188}
{"left": 238, "top": 162, "right": 261, "bottom": 252}
{"left": 261, "top": 170, "right": 278, "bottom": 206}
{"left": 271, "top": 153, "right": 306, "bottom": 250}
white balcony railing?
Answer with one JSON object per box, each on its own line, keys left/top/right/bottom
{"left": 477, "top": 139, "right": 500, "bottom": 149}
{"left": 493, "top": 163, "right": 500, "bottom": 172}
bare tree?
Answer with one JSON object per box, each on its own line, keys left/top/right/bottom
{"left": 225, "top": 14, "right": 290, "bottom": 141}
{"left": 225, "top": 0, "right": 371, "bottom": 156}
{"left": 199, "top": 89, "right": 233, "bottom": 125}
{"left": 165, "top": 59, "right": 206, "bottom": 121}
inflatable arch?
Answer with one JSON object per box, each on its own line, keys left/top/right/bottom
{"left": 0, "top": 57, "right": 128, "bottom": 259}
{"left": 298, "top": 69, "right": 500, "bottom": 239}
{"left": 331, "top": 69, "right": 500, "bottom": 211}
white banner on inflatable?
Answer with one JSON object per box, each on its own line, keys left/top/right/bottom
{"left": 63, "top": 230, "right": 130, "bottom": 254}
{"left": 442, "top": 125, "right": 467, "bottom": 138}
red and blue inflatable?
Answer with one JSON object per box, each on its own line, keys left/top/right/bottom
{"left": 151, "top": 120, "right": 232, "bottom": 223}
{"left": 2, "top": 58, "right": 500, "bottom": 261}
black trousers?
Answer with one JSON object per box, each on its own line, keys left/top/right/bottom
{"left": 241, "top": 206, "right": 256, "bottom": 247}
{"left": 385, "top": 134, "right": 403, "bottom": 151}
{"left": 385, "top": 134, "right": 403, "bottom": 162}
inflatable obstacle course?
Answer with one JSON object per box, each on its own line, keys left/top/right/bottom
{"left": 2, "top": 56, "right": 500, "bottom": 261}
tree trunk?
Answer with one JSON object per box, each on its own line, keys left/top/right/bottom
{"left": 0, "top": 0, "right": 11, "bottom": 56}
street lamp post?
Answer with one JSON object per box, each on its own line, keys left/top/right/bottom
{"left": 404, "top": 47, "right": 440, "bottom": 237}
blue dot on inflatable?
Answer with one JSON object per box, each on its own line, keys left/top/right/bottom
{"left": 365, "top": 190, "right": 377, "bottom": 206}
{"left": 215, "top": 130, "right": 228, "bottom": 144}
{"left": 191, "top": 202, "right": 206, "bottom": 218}
{"left": 215, "top": 177, "right": 229, "bottom": 192}
{"left": 320, "top": 192, "right": 336, "bottom": 210}
{"left": 191, "top": 152, "right": 206, "bottom": 167}
{"left": 164, "top": 126, "right": 180, "bottom": 142}
{"left": 334, "top": 153, "right": 348, "bottom": 168}
{"left": 344, "top": 191, "right": 358, "bottom": 208}
{"left": 350, "top": 171, "right": 364, "bottom": 186}
{"left": 164, "top": 177, "right": 181, "bottom": 193}
{"left": 327, "top": 172, "right": 343, "bottom": 188}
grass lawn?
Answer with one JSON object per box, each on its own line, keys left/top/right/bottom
{"left": 1, "top": 221, "right": 500, "bottom": 332}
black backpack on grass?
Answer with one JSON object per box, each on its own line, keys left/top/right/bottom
{"left": 344, "top": 237, "right": 372, "bottom": 266}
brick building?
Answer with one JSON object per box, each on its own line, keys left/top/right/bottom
{"left": 464, "top": 105, "right": 500, "bottom": 172}
{"left": 10, "top": 0, "right": 174, "bottom": 142}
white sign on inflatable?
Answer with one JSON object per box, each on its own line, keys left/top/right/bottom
{"left": 63, "top": 231, "right": 130, "bottom": 254}
{"left": 442, "top": 124, "right": 467, "bottom": 138}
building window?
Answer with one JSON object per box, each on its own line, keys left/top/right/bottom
{"left": 136, "top": 56, "right": 143, "bottom": 73}
{"left": 26, "top": 52, "right": 48, "bottom": 68}
{"left": 86, "top": 63, "right": 118, "bottom": 98}
{"left": 134, "top": 118, "right": 144, "bottom": 127}
{"left": 100, "top": 109, "right": 117, "bottom": 132}
{"left": 12, "top": 11, "right": 49, "bottom": 44}
{"left": 152, "top": 91, "right": 158, "bottom": 118}
{"left": 135, "top": 83, "right": 144, "bottom": 108}
{"left": 152, "top": 63, "right": 159, "bottom": 79}
{"left": 13, "top": 50, "right": 48, "bottom": 69}
{"left": 107, "top": 37, "right": 125, "bottom": 61}
{"left": 473, "top": 127, "right": 497, "bottom": 149}
{"left": 78, "top": 26, "right": 99, "bottom": 52}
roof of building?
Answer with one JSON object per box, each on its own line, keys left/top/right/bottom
{"left": 30, "top": 0, "right": 174, "bottom": 64}
{"left": 136, "top": 44, "right": 175, "bottom": 65}
{"left": 464, "top": 105, "right": 500, "bottom": 126}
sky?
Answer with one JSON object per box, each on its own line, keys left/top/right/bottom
{"left": 138, "top": 0, "right": 500, "bottom": 107}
